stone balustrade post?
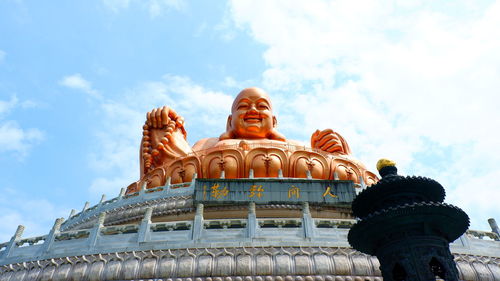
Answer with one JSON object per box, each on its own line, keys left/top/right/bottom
{"left": 82, "top": 201, "right": 90, "bottom": 212}
{"left": 489, "top": 218, "right": 500, "bottom": 239}
{"left": 68, "top": 209, "right": 76, "bottom": 219}
{"left": 249, "top": 169, "right": 254, "bottom": 179}
{"left": 164, "top": 177, "right": 171, "bottom": 195}
{"left": 278, "top": 169, "right": 283, "bottom": 178}
{"left": 138, "top": 207, "right": 153, "bottom": 243}
{"left": 306, "top": 170, "right": 312, "bottom": 179}
{"left": 41, "top": 218, "right": 64, "bottom": 255}
{"left": 118, "top": 187, "right": 126, "bottom": 200}
{"left": 354, "top": 176, "right": 365, "bottom": 195}
{"left": 359, "top": 176, "right": 366, "bottom": 189}
{"left": 1, "top": 225, "right": 25, "bottom": 258}
{"left": 88, "top": 212, "right": 106, "bottom": 249}
{"left": 302, "top": 202, "right": 314, "bottom": 239}
{"left": 188, "top": 174, "right": 197, "bottom": 193}
{"left": 192, "top": 203, "right": 204, "bottom": 240}
{"left": 220, "top": 170, "right": 225, "bottom": 179}
{"left": 140, "top": 181, "right": 148, "bottom": 194}
{"left": 333, "top": 172, "right": 339, "bottom": 180}
{"left": 247, "top": 202, "right": 257, "bottom": 239}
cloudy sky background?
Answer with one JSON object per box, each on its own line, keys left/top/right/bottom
{"left": 0, "top": 0, "right": 499, "bottom": 241}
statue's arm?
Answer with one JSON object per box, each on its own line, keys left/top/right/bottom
{"left": 140, "top": 106, "right": 192, "bottom": 177}
{"left": 311, "top": 129, "right": 351, "bottom": 155}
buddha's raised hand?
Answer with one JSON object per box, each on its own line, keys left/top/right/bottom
{"left": 311, "top": 129, "right": 351, "bottom": 155}
{"left": 140, "top": 106, "right": 192, "bottom": 175}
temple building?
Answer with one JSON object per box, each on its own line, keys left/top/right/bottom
{"left": 0, "top": 88, "right": 499, "bottom": 280}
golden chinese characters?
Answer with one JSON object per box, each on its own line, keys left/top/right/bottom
{"left": 248, "top": 185, "right": 264, "bottom": 199}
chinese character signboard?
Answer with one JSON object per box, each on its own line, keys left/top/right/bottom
{"left": 194, "top": 178, "right": 356, "bottom": 206}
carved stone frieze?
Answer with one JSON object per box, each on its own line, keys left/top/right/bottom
{"left": 1, "top": 247, "right": 498, "bottom": 281}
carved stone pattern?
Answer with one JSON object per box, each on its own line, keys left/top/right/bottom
{"left": 1, "top": 248, "right": 498, "bottom": 281}
{"left": 131, "top": 145, "right": 378, "bottom": 194}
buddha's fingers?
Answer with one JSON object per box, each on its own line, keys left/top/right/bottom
{"left": 325, "top": 143, "right": 343, "bottom": 153}
{"left": 317, "top": 129, "right": 334, "bottom": 140}
{"left": 150, "top": 108, "right": 158, "bottom": 128}
{"left": 321, "top": 138, "right": 342, "bottom": 152}
{"left": 154, "top": 107, "right": 163, "bottom": 127}
{"left": 146, "top": 111, "right": 153, "bottom": 127}
{"left": 168, "top": 107, "right": 179, "bottom": 120}
{"left": 316, "top": 134, "right": 338, "bottom": 148}
{"left": 160, "top": 106, "right": 169, "bottom": 126}
{"left": 311, "top": 129, "right": 321, "bottom": 145}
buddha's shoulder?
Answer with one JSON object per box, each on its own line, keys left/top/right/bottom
{"left": 192, "top": 137, "right": 220, "bottom": 151}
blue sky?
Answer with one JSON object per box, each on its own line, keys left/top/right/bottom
{"left": 1, "top": 0, "right": 499, "bottom": 242}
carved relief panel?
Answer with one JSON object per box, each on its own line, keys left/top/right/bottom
{"left": 244, "top": 148, "right": 288, "bottom": 178}
{"left": 289, "top": 151, "right": 329, "bottom": 179}
{"left": 331, "top": 158, "right": 361, "bottom": 183}
{"left": 138, "top": 167, "right": 166, "bottom": 190}
{"left": 202, "top": 149, "right": 244, "bottom": 179}
{"left": 167, "top": 156, "right": 201, "bottom": 184}
{"left": 363, "top": 170, "right": 378, "bottom": 186}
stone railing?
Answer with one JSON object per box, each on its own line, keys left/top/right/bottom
{"left": 60, "top": 178, "right": 196, "bottom": 231}
{"left": 466, "top": 229, "right": 500, "bottom": 241}
{"left": 0, "top": 202, "right": 343, "bottom": 266}
{"left": 1, "top": 202, "right": 499, "bottom": 267}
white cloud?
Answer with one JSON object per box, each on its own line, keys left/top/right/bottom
{"left": 228, "top": 0, "right": 500, "bottom": 230}
{"left": 0, "top": 188, "right": 69, "bottom": 242}
{"left": 0, "top": 96, "right": 44, "bottom": 157}
{"left": 59, "top": 73, "right": 101, "bottom": 98}
{"left": 0, "top": 95, "right": 18, "bottom": 115}
{"left": 102, "top": 0, "right": 185, "bottom": 18}
{"left": 89, "top": 177, "right": 132, "bottom": 198}
{"left": 0, "top": 121, "right": 44, "bottom": 156}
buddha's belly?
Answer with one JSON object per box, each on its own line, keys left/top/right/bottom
{"left": 128, "top": 140, "right": 378, "bottom": 193}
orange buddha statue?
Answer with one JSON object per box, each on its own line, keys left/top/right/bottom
{"left": 128, "top": 87, "right": 377, "bottom": 193}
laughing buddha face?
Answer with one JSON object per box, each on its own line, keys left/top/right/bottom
{"left": 227, "top": 87, "right": 278, "bottom": 139}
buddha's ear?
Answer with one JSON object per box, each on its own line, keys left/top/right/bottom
{"left": 226, "top": 115, "right": 232, "bottom": 131}
{"left": 273, "top": 116, "right": 278, "bottom": 128}
{"left": 219, "top": 115, "right": 234, "bottom": 140}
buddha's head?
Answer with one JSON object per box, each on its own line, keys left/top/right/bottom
{"left": 220, "top": 87, "right": 285, "bottom": 141}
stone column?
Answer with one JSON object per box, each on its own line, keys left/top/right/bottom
{"left": 88, "top": 212, "right": 106, "bottom": 249}
{"left": 247, "top": 202, "right": 257, "bottom": 239}
{"left": 118, "top": 187, "right": 126, "bottom": 199}
{"left": 41, "top": 218, "right": 64, "bottom": 255}
{"left": 302, "top": 202, "right": 314, "bottom": 239}
{"left": 489, "top": 218, "right": 500, "bottom": 238}
{"left": 192, "top": 203, "right": 204, "bottom": 240}
{"left": 82, "top": 201, "right": 90, "bottom": 212}
{"left": 138, "top": 207, "right": 153, "bottom": 243}
{"left": 68, "top": 209, "right": 76, "bottom": 219}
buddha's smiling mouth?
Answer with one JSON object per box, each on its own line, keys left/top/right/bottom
{"left": 244, "top": 117, "right": 262, "bottom": 123}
